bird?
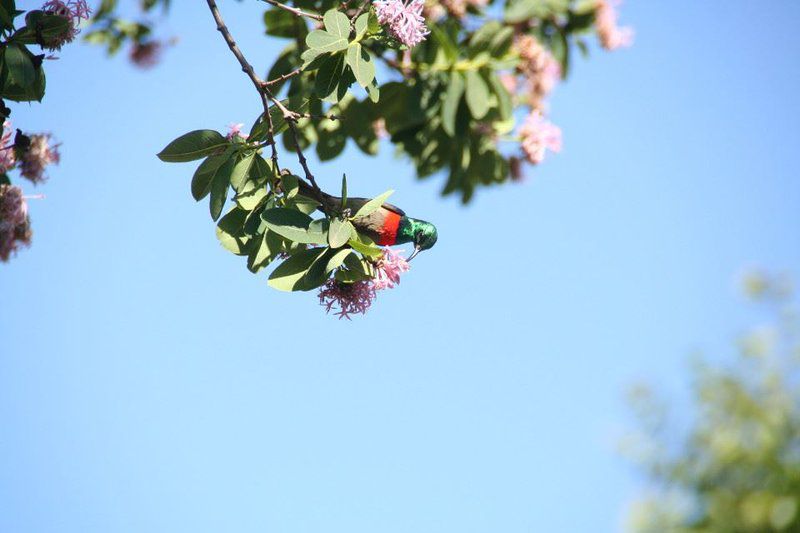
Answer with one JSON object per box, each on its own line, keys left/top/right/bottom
{"left": 295, "top": 178, "right": 438, "bottom": 260}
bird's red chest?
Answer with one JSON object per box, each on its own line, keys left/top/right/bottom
{"left": 377, "top": 211, "right": 401, "bottom": 245}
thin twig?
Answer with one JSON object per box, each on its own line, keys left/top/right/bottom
{"left": 350, "top": 1, "right": 369, "bottom": 27}
{"left": 262, "top": 67, "right": 303, "bottom": 87}
{"left": 298, "top": 113, "right": 341, "bottom": 121}
{"left": 261, "top": 0, "right": 323, "bottom": 21}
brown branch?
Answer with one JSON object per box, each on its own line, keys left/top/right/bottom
{"left": 205, "top": 0, "right": 279, "bottom": 168}
{"left": 261, "top": 0, "right": 323, "bottom": 21}
{"left": 205, "top": 0, "right": 328, "bottom": 210}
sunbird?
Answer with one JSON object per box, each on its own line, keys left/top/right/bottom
{"left": 296, "top": 179, "right": 438, "bottom": 260}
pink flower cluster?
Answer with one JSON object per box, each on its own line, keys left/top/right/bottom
{"left": 0, "top": 120, "right": 16, "bottom": 173}
{"left": 318, "top": 279, "right": 376, "bottom": 319}
{"left": 318, "top": 247, "right": 411, "bottom": 319}
{"left": 372, "top": 246, "right": 410, "bottom": 290}
{"left": 512, "top": 34, "right": 561, "bottom": 111}
{"left": 0, "top": 121, "right": 62, "bottom": 184}
{"left": 41, "top": 0, "right": 91, "bottom": 51}
{"left": 226, "top": 123, "right": 249, "bottom": 141}
{"left": 507, "top": 35, "right": 563, "bottom": 170}
{"left": 519, "top": 111, "right": 562, "bottom": 165}
{"left": 0, "top": 185, "right": 32, "bottom": 262}
{"left": 19, "top": 134, "right": 61, "bottom": 185}
{"left": 374, "top": 0, "right": 430, "bottom": 48}
{"left": 596, "top": 0, "right": 633, "bottom": 51}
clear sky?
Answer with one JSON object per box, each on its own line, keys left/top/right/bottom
{"left": 2, "top": 2, "right": 799, "bottom": 532}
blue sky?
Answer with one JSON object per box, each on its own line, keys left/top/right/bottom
{"left": 2, "top": 2, "right": 799, "bottom": 532}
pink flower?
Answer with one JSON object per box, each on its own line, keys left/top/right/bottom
{"left": 226, "top": 123, "right": 248, "bottom": 140}
{"left": 41, "top": 0, "right": 91, "bottom": 51}
{"left": 317, "top": 248, "right": 410, "bottom": 318}
{"left": 0, "top": 185, "right": 32, "bottom": 262}
{"left": 373, "top": 247, "right": 410, "bottom": 290}
{"left": 519, "top": 111, "right": 561, "bottom": 165}
{"left": 513, "top": 34, "right": 561, "bottom": 110}
{"left": 18, "top": 134, "right": 60, "bottom": 185}
{"left": 0, "top": 120, "right": 16, "bottom": 173}
{"left": 596, "top": 0, "right": 633, "bottom": 51}
{"left": 318, "top": 279, "right": 376, "bottom": 319}
{"left": 129, "top": 40, "right": 163, "bottom": 69}
{"left": 374, "top": 0, "right": 430, "bottom": 48}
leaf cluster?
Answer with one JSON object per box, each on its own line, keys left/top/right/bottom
{"left": 158, "top": 131, "right": 393, "bottom": 292}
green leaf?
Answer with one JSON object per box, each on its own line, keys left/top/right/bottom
{"left": 209, "top": 155, "right": 236, "bottom": 221}
{"left": 323, "top": 9, "right": 350, "bottom": 39}
{"left": 464, "top": 70, "right": 490, "bottom": 120}
{"left": 292, "top": 195, "right": 322, "bottom": 215}
{"left": 352, "top": 189, "right": 394, "bottom": 219}
{"left": 303, "top": 247, "right": 352, "bottom": 290}
{"left": 441, "top": 72, "right": 465, "bottom": 136}
{"left": 328, "top": 217, "right": 353, "bottom": 248}
{"left": 230, "top": 151, "right": 256, "bottom": 192}
{"left": 0, "top": 4, "right": 13, "bottom": 30}
{"left": 2, "top": 43, "right": 33, "bottom": 87}
{"left": 0, "top": 43, "right": 42, "bottom": 102}
{"left": 247, "top": 231, "right": 273, "bottom": 273}
{"left": 468, "top": 21, "right": 501, "bottom": 54}
{"left": 430, "top": 25, "right": 459, "bottom": 63}
{"left": 314, "top": 53, "right": 345, "bottom": 99}
{"left": 157, "top": 130, "right": 228, "bottom": 163}
{"left": 336, "top": 253, "right": 372, "bottom": 282}
{"left": 282, "top": 173, "right": 299, "bottom": 198}
{"left": 346, "top": 42, "right": 375, "bottom": 88}
{"left": 191, "top": 151, "right": 233, "bottom": 201}
{"left": 262, "top": 207, "right": 327, "bottom": 244}
{"left": 216, "top": 207, "right": 250, "bottom": 255}
{"left": 488, "top": 73, "right": 512, "bottom": 121}
{"left": 235, "top": 182, "right": 269, "bottom": 211}
{"left": 348, "top": 232, "right": 383, "bottom": 258}
{"left": 268, "top": 247, "right": 326, "bottom": 292}
{"left": 489, "top": 26, "right": 515, "bottom": 57}
{"left": 354, "top": 13, "right": 369, "bottom": 40}
{"left": 366, "top": 78, "right": 379, "bottom": 103}
{"left": 504, "top": 0, "right": 569, "bottom": 22}
{"left": 306, "top": 29, "right": 348, "bottom": 53}
{"left": 341, "top": 173, "right": 348, "bottom": 209}
{"left": 300, "top": 47, "right": 325, "bottom": 70}
{"left": 316, "top": 126, "right": 347, "bottom": 161}
{"left": 263, "top": 8, "right": 297, "bottom": 38}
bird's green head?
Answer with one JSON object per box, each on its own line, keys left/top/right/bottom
{"left": 398, "top": 217, "right": 438, "bottom": 260}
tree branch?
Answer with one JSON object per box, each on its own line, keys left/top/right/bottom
{"left": 205, "top": 0, "right": 327, "bottom": 210}
{"left": 205, "top": 0, "right": 280, "bottom": 168}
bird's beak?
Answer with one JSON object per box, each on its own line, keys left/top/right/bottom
{"left": 407, "top": 246, "right": 422, "bottom": 262}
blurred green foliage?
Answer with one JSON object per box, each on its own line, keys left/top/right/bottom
{"left": 623, "top": 271, "right": 800, "bottom": 532}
